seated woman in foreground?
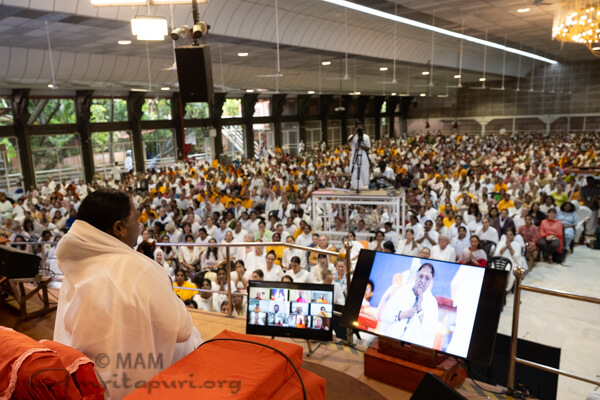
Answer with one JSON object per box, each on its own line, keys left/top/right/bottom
{"left": 53, "top": 189, "right": 202, "bottom": 400}
{"left": 538, "top": 208, "right": 564, "bottom": 263}
{"left": 458, "top": 235, "right": 487, "bottom": 267}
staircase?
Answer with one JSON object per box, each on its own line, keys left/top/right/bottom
{"left": 221, "top": 126, "right": 260, "bottom": 157}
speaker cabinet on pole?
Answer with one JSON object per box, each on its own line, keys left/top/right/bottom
{"left": 175, "top": 45, "right": 214, "bottom": 103}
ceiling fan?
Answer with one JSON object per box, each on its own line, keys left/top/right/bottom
{"left": 470, "top": 30, "right": 488, "bottom": 90}
{"left": 376, "top": 0, "right": 399, "bottom": 85}
{"left": 326, "top": 8, "right": 350, "bottom": 81}
{"left": 256, "top": 0, "right": 283, "bottom": 93}
{"left": 490, "top": 35, "right": 508, "bottom": 91}
{"left": 415, "top": 11, "right": 435, "bottom": 95}
{"left": 446, "top": 20, "right": 464, "bottom": 89}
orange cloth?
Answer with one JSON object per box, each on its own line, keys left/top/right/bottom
{"left": 124, "top": 330, "right": 325, "bottom": 400}
{"left": 40, "top": 340, "right": 105, "bottom": 400}
{"left": 0, "top": 326, "right": 101, "bottom": 400}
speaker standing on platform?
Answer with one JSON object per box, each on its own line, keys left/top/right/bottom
{"left": 349, "top": 121, "right": 371, "bottom": 191}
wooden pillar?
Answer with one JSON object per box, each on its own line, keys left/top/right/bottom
{"left": 373, "top": 96, "right": 385, "bottom": 140}
{"left": 127, "top": 91, "right": 146, "bottom": 173}
{"left": 356, "top": 95, "right": 370, "bottom": 124}
{"left": 340, "top": 95, "right": 351, "bottom": 144}
{"left": 171, "top": 93, "right": 184, "bottom": 160}
{"left": 386, "top": 96, "right": 400, "bottom": 138}
{"left": 210, "top": 93, "right": 227, "bottom": 159}
{"left": 242, "top": 93, "right": 259, "bottom": 158}
{"left": 270, "top": 94, "right": 287, "bottom": 148}
{"left": 399, "top": 96, "right": 414, "bottom": 136}
{"left": 11, "top": 89, "right": 36, "bottom": 189}
{"left": 75, "top": 90, "right": 95, "bottom": 183}
{"left": 297, "top": 94, "right": 312, "bottom": 145}
{"left": 319, "top": 95, "right": 334, "bottom": 144}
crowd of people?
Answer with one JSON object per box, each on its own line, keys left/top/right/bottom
{"left": 1, "top": 129, "right": 599, "bottom": 316}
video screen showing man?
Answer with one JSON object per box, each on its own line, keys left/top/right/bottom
{"left": 378, "top": 263, "right": 438, "bottom": 348}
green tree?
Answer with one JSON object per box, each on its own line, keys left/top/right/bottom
{"left": 223, "top": 99, "right": 241, "bottom": 118}
{"left": 0, "top": 98, "right": 11, "bottom": 126}
{"left": 27, "top": 99, "right": 76, "bottom": 124}
{"left": 91, "top": 98, "right": 128, "bottom": 122}
{"left": 185, "top": 102, "right": 209, "bottom": 119}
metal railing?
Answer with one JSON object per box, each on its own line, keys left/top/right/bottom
{"left": 507, "top": 267, "right": 600, "bottom": 394}
{"left": 158, "top": 241, "right": 351, "bottom": 322}
{"left": 4, "top": 238, "right": 353, "bottom": 325}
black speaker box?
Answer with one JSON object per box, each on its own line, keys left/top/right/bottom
{"left": 0, "top": 245, "right": 40, "bottom": 279}
{"left": 467, "top": 333, "right": 560, "bottom": 400}
{"left": 410, "top": 372, "right": 467, "bottom": 400}
{"left": 175, "top": 45, "right": 214, "bottom": 103}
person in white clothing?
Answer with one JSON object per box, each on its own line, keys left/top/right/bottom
{"left": 295, "top": 224, "right": 314, "bottom": 247}
{"left": 475, "top": 217, "right": 500, "bottom": 244}
{"left": 494, "top": 228, "right": 525, "bottom": 270}
{"left": 311, "top": 254, "right": 335, "bottom": 284}
{"left": 451, "top": 226, "right": 471, "bottom": 261}
{"left": 260, "top": 251, "right": 284, "bottom": 282}
{"left": 322, "top": 269, "right": 345, "bottom": 306}
{"left": 348, "top": 121, "right": 371, "bottom": 190}
{"left": 54, "top": 190, "right": 201, "bottom": 400}
{"left": 378, "top": 263, "right": 439, "bottom": 348}
{"left": 285, "top": 256, "right": 312, "bottom": 283}
{"left": 430, "top": 235, "right": 456, "bottom": 262}
{"left": 415, "top": 220, "right": 439, "bottom": 250}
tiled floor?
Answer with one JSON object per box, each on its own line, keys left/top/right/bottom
{"left": 497, "top": 244, "right": 600, "bottom": 400}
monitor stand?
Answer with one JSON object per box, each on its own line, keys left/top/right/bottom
{"left": 306, "top": 340, "right": 323, "bottom": 357}
{"left": 364, "top": 337, "right": 466, "bottom": 392}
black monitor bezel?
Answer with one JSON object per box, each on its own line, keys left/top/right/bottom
{"left": 340, "top": 250, "right": 508, "bottom": 366}
{"left": 246, "top": 280, "right": 334, "bottom": 342}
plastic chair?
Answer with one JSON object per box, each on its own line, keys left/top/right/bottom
{"left": 575, "top": 205, "right": 592, "bottom": 243}
{"left": 488, "top": 256, "right": 515, "bottom": 294}
{"left": 480, "top": 240, "right": 497, "bottom": 260}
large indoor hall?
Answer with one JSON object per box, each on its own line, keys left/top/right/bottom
{"left": 0, "top": 0, "right": 599, "bottom": 399}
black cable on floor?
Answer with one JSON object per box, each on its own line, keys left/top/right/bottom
{"left": 196, "top": 337, "right": 307, "bottom": 400}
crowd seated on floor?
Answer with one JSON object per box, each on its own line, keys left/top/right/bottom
{"left": 1, "top": 130, "right": 599, "bottom": 314}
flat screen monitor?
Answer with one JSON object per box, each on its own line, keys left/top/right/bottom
{"left": 341, "top": 250, "right": 508, "bottom": 365}
{"left": 246, "top": 281, "right": 334, "bottom": 342}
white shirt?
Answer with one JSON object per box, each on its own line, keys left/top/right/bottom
{"left": 415, "top": 229, "right": 439, "bottom": 249}
{"left": 451, "top": 236, "right": 471, "bottom": 259}
{"left": 431, "top": 244, "right": 457, "bottom": 263}
{"left": 260, "top": 264, "right": 284, "bottom": 282}
{"left": 475, "top": 226, "right": 500, "bottom": 244}
{"left": 285, "top": 268, "right": 312, "bottom": 283}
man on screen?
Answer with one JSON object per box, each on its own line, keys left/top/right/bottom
{"left": 378, "top": 263, "right": 439, "bottom": 348}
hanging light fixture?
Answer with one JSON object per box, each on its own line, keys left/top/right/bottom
{"left": 131, "top": 16, "right": 168, "bottom": 40}
{"left": 552, "top": 2, "right": 600, "bottom": 57}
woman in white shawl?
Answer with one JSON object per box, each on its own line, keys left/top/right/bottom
{"left": 54, "top": 189, "right": 201, "bottom": 400}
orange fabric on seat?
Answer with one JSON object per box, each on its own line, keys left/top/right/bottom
{"left": 124, "top": 330, "right": 325, "bottom": 400}
{"left": 271, "top": 367, "right": 326, "bottom": 400}
{"left": 40, "top": 340, "right": 105, "bottom": 400}
{"left": 0, "top": 327, "right": 83, "bottom": 400}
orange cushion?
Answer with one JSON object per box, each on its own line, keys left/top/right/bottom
{"left": 0, "top": 327, "right": 82, "bottom": 400}
{"left": 271, "top": 367, "right": 326, "bottom": 400}
{"left": 124, "top": 330, "right": 310, "bottom": 399}
{"left": 39, "top": 340, "right": 105, "bottom": 400}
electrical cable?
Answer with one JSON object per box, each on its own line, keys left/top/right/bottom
{"left": 454, "top": 357, "right": 539, "bottom": 400}
{"left": 196, "top": 337, "right": 306, "bottom": 400}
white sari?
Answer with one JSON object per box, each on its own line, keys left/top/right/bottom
{"left": 54, "top": 220, "right": 202, "bottom": 399}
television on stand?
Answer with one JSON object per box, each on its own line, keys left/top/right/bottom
{"left": 341, "top": 250, "right": 508, "bottom": 366}
{"left": 246, "top": 281, "right": 334, "bottom": 342}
